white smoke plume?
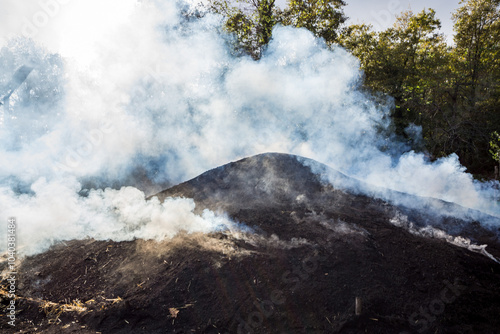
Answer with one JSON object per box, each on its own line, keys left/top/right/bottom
{"left": 1, "top": 180, "right": 238, "bottom": 256}
{"left": 0, "top": 0, "right": 498, "bottom": 255}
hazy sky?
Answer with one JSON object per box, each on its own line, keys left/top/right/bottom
{"left": 344, "top": 0, "right": 462, "bottom": 43}
{"left": 0, "top": 0, "right": 462, "bottom": 48}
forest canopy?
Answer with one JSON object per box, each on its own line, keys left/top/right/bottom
{"left": 207, "top": 0, "right": 500, "bottom": 177}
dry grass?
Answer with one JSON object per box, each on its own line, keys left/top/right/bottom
{"left": 0, "top": 281, "right": 123, "bottom": 324}
{"left": 105, "top": 296, "right": 123, "bottom": 304}
{"left": 0, "top": 284, "right": 10, "bottom": 298}
{"left": 168, "top": 307, "right": 179, "bottom": 318}
{"left": 135, "top": 232, "right": 255, "bottom": 258}
{"left": 39, "top": 299, "right": 87, "bottom": 323}
{"left": 168, "top": 303, "right": 195, "bottom": 319}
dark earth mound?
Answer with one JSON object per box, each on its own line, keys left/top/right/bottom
{"left": 2, "top": 153, "right": 500, "bottom": 333}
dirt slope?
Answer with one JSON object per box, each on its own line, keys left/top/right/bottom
{"left": 2, "top": 153, "right": 500, "bottom": 333}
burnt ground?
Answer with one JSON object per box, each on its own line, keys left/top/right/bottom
{"left": 1, "top": 153, "right": 500, "bottom": 333}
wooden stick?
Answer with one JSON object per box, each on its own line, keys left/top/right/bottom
{"left": 355, "top": 297, "right": 362, "bottom": 316}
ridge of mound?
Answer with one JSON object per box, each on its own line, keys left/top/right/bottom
{"left": 155, "top": 152, "right": 500, "bottom": 250}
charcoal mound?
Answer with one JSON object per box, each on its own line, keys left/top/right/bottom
{"left": 154, "top": 152, "right": 331, "bottom": 209}
{"left": 2, "top": 153, "right": 500, "bottom": 334}
{"left": 156, "top": 153, "right": 500, "bottom": 247}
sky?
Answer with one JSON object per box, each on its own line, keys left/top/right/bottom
{"left": 344, "top": 0, "right": 462, "bottom": 44}
{"left": 0, "top": 0, "right": 463, "bottom": 48}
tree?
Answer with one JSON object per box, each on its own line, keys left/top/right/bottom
{"left": 337, "top": 24, "right": 377, "bottom": 62}
{"left": 257, "top": 0, "right": 276, "bottom": 45}
{"left": 445, "top": 0, "right": 500, "bottom": 172}
{"left": 279, "top": 0, "right": 347, "bottom": 45}
{"left": 339, "top": 10, "right": 448, "bottom": 146}
{"left": 209, "top": 0, "right": 273, "bottom": 57}
{"left": 208, "top": 0, "right": 347, "bottom": 57}
{"left": 490, "top": 131, "right": 500, "bottom": 162}
{"left": 338, "top": 4, "right": 500, "bottom": 176}
{"left": 453, "top": 0, "right": 499, "bottom": 104}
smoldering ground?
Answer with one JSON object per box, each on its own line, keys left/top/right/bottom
{"left": 0, "top": 0, "right": 498, "bottom": 256}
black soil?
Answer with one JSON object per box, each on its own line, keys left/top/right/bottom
{"left": 2, "top": 153, "right": 500, "bottom": 334}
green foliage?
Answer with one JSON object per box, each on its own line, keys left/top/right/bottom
{"left": 491, "top": 131, "right": 500, "bottom": 162}
{"left": 340, "top": 9, "right": 449, "bottom": 147}
{"left": 208, "top": 0, "right": 346, "bottom": 57}
{"left": 209, "top": 0, "right": 263, "bottom": 57}
{"left": 339, "top": 1, "right": 500, "bottom": 175}
{"left": 337, "top": 24, "right": 377, "bottom": 60}
{"left": 279, "top": 0, "right": 347, "bottom": 45}
{"left": 445, "top": 0, "right": 500, "bottom": 169}
{"left": 257, "top": 0, "right": 276, "bottom": 45}
{"left": 208, "top": 0, "right": 280, "bottom": 58}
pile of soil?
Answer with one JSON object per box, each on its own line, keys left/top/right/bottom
{"left": 2, "top": 153, "right": 500, "bottom": 333}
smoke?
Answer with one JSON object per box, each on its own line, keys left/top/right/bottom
{"left": 0, "top": 178, "right": 242, "bottom": 256}
{"left": 389, "top": 211, "right": 500, "bottom": 264}
{"left": 0, "top": 0, "right": 498, "bottom": 255}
